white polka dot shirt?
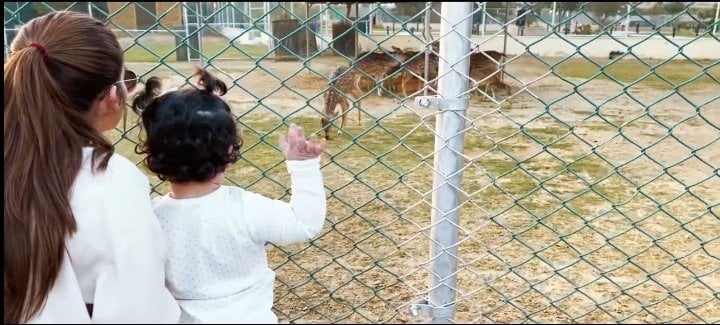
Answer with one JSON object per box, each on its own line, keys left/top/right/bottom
{"left": 152, "top": 157, "right": 326, "bottom": 324}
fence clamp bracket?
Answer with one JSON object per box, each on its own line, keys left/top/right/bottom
{"left": 408, "top": 297, "right": 456, "bottom": 318}
{"left": 415, "top": 96, "right": 469, "bottom": 111}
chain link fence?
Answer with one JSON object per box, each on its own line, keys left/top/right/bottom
{"left": 5, "top": 2, "right": 719, "bottom": 323}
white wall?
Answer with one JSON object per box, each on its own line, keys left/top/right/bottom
{"left": 360, "top": 34, "right": 720, "bottom": 60}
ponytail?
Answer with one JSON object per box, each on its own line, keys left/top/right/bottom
{"left": 194, "top": 67, "right": 228, "bottom": 96}
{"left": 131, "top": 77, "right": 163, "bottom": 115}
{"left": 4, "top": 11, "right": 123, "bottom": 324}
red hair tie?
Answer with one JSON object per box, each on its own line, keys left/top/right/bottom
{"left": 29, "top": 42, "right": 50, "bottom": 64}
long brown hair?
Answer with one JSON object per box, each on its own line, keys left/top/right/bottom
{"left": 4, "top": 11, "right": 125, "bottom": 323}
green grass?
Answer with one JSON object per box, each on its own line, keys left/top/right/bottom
{"left": 109, "top": 110, "right": 636, "bottom": 219}
{"left": 553, "top": 57, "right": 719, "bottom": 90}
{"left": 121, "top": 36, "right": 271, "bottom": 62}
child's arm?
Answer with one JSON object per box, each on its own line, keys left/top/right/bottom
{"left": 243, "top": 156, "right": 326, "bottom": 245}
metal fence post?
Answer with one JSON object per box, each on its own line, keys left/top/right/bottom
{"left": 423, "top": 1, "right": 432, "bottom": 97}
{"left": 502, "top": 1, "right": 509, "bottom": 82}
{"left": 481, "top": 2, "right": 486, "bottom": 36}
{"left": 197, "top": 2, "right": 204, "bottom": 67}
{"left": 411, "top": 2, "right": 472, "bottom": 324}
{"left": 714, "top": 1, "right": 719, "bottom": 35}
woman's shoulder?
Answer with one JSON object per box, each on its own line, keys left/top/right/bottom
{"left": 80, "top": 147, "right": 148, "bottom": 185}
{"left": 70, "top": 149, "right": 159, "bottom": 252}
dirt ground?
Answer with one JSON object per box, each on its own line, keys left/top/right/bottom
{"left": 124, "top": 53, "right": 719, "bottom": 324}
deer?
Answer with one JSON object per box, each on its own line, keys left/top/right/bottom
{"left": 469, "top": 50, "right": 512, "bottom": 100}
{"left": 383, "top": 46, "right": 440, "bottom": 98}
{"left": 384, "top": 45, "right": 512, "bottom": 100}
{"left": 353, "top": 50, "right": 406, "bottom": 97}
{"left": 319, "top": 49, "right": 408, "bottom": 140}
{"left": 321, "top": 63, "right": 396, "bottom": 140}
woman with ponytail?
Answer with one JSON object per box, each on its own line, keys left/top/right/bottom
{"left": 4, "top": 11, "right": 180, "bottom": 323}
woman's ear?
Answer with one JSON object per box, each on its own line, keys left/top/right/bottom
{"left": 99, "top": 85, "right": 122, "bottom": 112}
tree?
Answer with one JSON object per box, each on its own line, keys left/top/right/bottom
{"left": 557, "top": 2, "right": 581, "bottom": 15}
{"left": 661, "top": 2, "right": 687, "bottom": 16}
{"left": 31, "top": 2, "right": 55, "bottom": 16}
{"left": 585, "top": 2, "right": 625, "bottom": 26}
{"left": 692, "top": 8, "right": 716, "bottom": 25}
{"left": 392, "top": 2, "right": 427, "bottom": 22}
{"left": 637, "top": 3, "right": 667, "bottom": 16}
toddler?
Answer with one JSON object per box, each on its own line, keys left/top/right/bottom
{"left": 132, "top": 69, "right": 327, "bottom": 324}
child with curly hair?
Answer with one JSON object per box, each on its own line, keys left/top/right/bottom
{"left": 132, "top": 69, "right": 327, "bottom": 324}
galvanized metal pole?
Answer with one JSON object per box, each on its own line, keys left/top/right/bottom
{"left": 265, "top": 2, "right": 274, "bottom": 51}
{"left": 424, "top": 1, "right": 432, "bottom": 96}
{"left": 182, "top": 2, "right": 191, "bottom": 62}
{"left": 306, "top": 3, "right": 310, "bottom": 58}
{"left": 481, "top": 2, "right": 486, "bottom": 36}
{"left": 226, "top": 2, "right": 231, "bottom": 24}
{"left": 198, "top": 2, "right": 204, "bottom": 68}
{"left": 624, "top": 4, "right": 631, "bottom": 35}
{"left": 551, "top": 2, "right": 556, "bottom": 30}
{"left": 87, "top": 2, "right": 93, "bottom": 18}
{"left": 428, "top": 2, "right": 472, "bottom": 324}
{"left": 502, "top": 2, "right": 509, "bottom": 82}
{"left": 231, "top": 2, "right": 235, "bottom": 28}
{"left": 369, "top": 3, "right": 374, "bottom": 36}
{"left": 714, "top": 2, "right": 720, "bottom": 35}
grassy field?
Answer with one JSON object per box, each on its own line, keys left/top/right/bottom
{"left": 112, "top": 47, "right": 719, "bottom": 323}
{"left": 551, "top": 57, "right": 719, "bottom": 90}
{"left": 119, "top": 33, "right": 270, "bottom": 62}
{"left": 111, "top": 112, "right": 719, "bottom": 323}
{"left": 117, "top": 32, "right": 718, "bottom": 92}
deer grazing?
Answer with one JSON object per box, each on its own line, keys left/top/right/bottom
{"left": 353, "top": 50, "right": 404, "bottom": 97}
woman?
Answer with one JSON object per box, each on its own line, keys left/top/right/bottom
{"left": 4, "top": 11, "right": 180, "bottom": 324}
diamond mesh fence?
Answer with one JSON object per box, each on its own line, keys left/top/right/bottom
{"left": 4, "top": 1, "right": 719, "bottom": 323}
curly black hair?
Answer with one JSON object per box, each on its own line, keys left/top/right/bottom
{"left": 132, "top": 68, "right": 241, "bottom": 183}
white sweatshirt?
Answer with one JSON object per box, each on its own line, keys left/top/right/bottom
{"left": 28, "top": 147, "right": 181, "bottom": 324}
{"left": 152, "top": 157, "right": 327, "bottom": 324}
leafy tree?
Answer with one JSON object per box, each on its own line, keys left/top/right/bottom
{"left": 661, "top": 2, "right": 687, "bottom": 16}
{"left": 692, "top": 8, "right": 716, "bottom": 24}
{"left": 585, "top": 2, "right": 625, "bottom": 26}
{"left": 557, "top": 2, "right": 581, "bottom": 13}
{"left": 637, "top": 3, "right": 667, "bottom": 16}
{"left": 393, "top": 2, "right": 427, "bottom": 22}
{"left": 551, "top": 2, "right": 581, "bottom": 18}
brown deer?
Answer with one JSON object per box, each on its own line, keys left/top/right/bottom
{"left": 320, "top": 65, "right": 380, "bottom": 140}
{"left": 319, "top": 51, "right": 404, "bottom": 140}
{"left": 469, "top": 50, "right": 512, "bottom": 100}
{"left": 353, "top": 50, "right": 405, "bottom": 97}
{"left": 384, "top": 45, "right": 512, "bottom": 100}
{"left": 384, "top": 47, "right": 440, "bottom": 98}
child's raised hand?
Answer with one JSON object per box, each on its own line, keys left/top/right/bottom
{"left": 279, "top": 124, "right": 327, "bottom": 161}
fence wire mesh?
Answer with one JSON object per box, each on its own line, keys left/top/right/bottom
{"left": 5, "top": 1, "right": 719, "bottom": 323}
